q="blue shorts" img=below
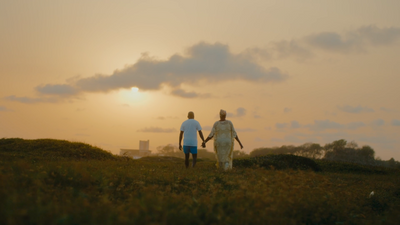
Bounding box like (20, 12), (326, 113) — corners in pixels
(183, 146), (197, 154)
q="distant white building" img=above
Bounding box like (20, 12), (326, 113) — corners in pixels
(139, 140), (149, 151)
(120, 140), (151, 159)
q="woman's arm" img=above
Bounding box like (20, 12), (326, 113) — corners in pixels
(235, 135), (244, 149)
(204, 136), (213, 143)
(203, 135), (213, 147)
(229, 120), (243, 149)
(202, 122), (216, 147)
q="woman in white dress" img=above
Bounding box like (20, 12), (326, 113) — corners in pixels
(203, 110), (244, 170)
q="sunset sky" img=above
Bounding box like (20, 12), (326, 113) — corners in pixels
(1, 0), (399, 160)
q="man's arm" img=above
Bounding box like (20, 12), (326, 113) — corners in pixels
(179, 131), (184, 151)
(203, 123), (215, 147)
(198, 130), (205, 147)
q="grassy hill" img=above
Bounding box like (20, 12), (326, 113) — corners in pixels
(0, 138), (124, 161)
(1, 138), (400, 224)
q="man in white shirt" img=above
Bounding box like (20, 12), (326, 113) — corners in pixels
(179, 111), (205, 168)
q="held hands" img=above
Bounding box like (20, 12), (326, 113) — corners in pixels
(179, 144), (183, 151)
(201, 141), (206, 148)
(240, 143), (244, 149)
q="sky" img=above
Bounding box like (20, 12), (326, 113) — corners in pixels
(1, 0), (400, 160)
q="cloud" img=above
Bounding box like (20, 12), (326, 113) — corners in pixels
(4, 95), (59, 104)
(284, 107), (291, 113)
(271, 40), (314, 59)
(337, 105), (374, 113)
(305, 120), (344, 131)
(305, 25), (400, 53)
(0, 106), (12, 112)
(227, 107), (247, 117)
(34, 42), (287, 99)
(8, 25), (399, 103)
(380, 107), (397, 113)
(346, 122), (366, 130)
(357, 25), (400, 46)
(305, 32), (362, 52)
(243, 40), (313, 61)
(35, 84), (79, 96)
(290, 121), (301, 129)
(235, 128), (257, 132)
(275, 119), (384, 131)
(245, 25), (400, 61)
(137, 127), (177, 133)
(371, 119), (385, 127)
(170, 88), (211, 98)
(253, 113), (262, 119)
(236, 107), (246, 117)
(306, 120), (365, 131)
(275, 123), (288, 129)
(392, 120), (400, 127)
(275, 120), (345, 131)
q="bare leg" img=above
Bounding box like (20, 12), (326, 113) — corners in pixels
(185, 153), (190, 168)
(192, 154), (197, 167)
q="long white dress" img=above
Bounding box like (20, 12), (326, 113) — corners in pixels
(208, 120), (237, 170)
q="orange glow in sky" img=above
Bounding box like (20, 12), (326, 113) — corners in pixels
(1, 1), (400, 160)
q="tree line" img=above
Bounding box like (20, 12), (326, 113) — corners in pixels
(156, 139), (399, 168)
(250, 139), (398, 168)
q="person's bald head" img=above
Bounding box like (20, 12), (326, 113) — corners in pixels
(188, 111), (194, 119)
(220, 109), (226, 120)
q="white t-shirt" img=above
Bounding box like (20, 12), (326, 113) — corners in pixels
(180, 119), (202, 146)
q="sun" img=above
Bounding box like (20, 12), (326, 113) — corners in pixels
(119, 86), (147, 103)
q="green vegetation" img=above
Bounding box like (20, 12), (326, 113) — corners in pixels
(234, 154), (322, 172)
(316, 160), (395, 175)
(250, 139), (400, 169)
(0, 138), (122, 161)
(1, 138), (400, 224)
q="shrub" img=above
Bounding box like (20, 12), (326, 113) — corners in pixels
(234, 154), (322, 172)
(316, 160), (394, 174)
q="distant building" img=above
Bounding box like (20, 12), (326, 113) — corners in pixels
(139, 140), (149, 151)
(120, 140), (151, 159)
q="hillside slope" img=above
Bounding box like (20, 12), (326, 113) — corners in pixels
(0, 138), (122, 161)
